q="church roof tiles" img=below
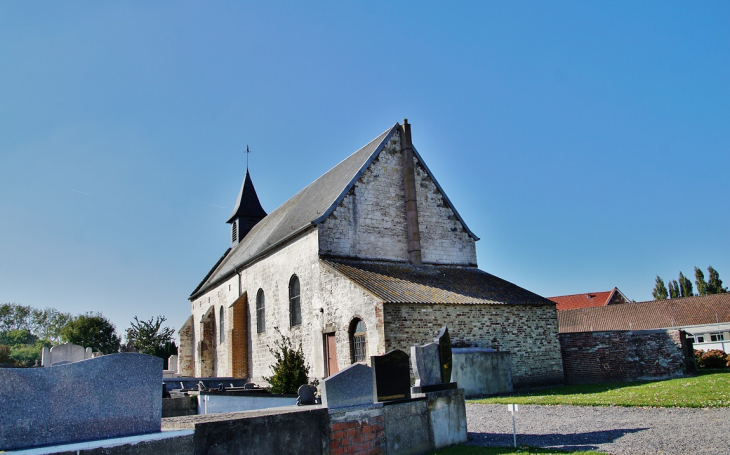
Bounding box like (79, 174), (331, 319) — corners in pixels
(322, 259), (555, 306)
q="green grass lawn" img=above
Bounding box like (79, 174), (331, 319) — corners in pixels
(470, 369), (730, 408)
(429, 446), (604, 455)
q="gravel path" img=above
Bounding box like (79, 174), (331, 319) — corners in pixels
(466, 403), (730, 454)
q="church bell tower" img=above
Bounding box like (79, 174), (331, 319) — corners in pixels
(227, 169), (267, 248)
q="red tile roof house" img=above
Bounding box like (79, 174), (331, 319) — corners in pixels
(558, 293), (730, 352)
(547, 287), (631, 311)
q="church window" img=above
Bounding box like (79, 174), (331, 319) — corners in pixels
(231, 221), (238, 243)
(289, 275), (301, 327)
(256, 289), (265, 333)
(219, 307), (225, 344)
(349, 318), (367, 363)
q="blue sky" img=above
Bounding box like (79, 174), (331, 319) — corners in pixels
(1, 2), (728, 338)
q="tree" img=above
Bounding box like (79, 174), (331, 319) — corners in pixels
(707, 266), (728, 294)
(263, 330), (310, 394)
(678, 272), (694, 298)
(0, 303), (32, 332)
(695, 267), (708, 296)
(61, 312), (121, 354)
(30, 307), (72, 343)
(0, 345), (14, 366)
(125, 316), (176, 358)
(652, 276), (668, 300)
(668, 280), (680, 299)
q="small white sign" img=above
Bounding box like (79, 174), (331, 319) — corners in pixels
(507, 404), (518, 412)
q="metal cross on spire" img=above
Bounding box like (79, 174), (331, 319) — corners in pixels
(246, 145), (251, 170)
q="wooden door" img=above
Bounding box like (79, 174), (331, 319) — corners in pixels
(325, 333), (339, 377)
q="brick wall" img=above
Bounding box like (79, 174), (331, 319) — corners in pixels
(559, 329), (690, 384)
(383, 304), (564, 387)
(328, 406), (385, 455)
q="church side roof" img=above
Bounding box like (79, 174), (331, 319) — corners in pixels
(190, 124), (400, 299)
(321, 259), (555, 306)
(557, 293), (730, 333)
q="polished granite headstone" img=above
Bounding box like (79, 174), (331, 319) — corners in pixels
(436, 326), (453, 383)
(372, 349), (411, 402)
(321, 363), (374, 409)
(0, 353), (162, 452)
(297, 384), (317, 405)
(411, 342), (441, 386)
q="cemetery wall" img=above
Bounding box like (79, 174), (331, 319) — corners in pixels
(559, 329), (691, 384)
(163, 408), (329, 455)
(318, 130), (476, 266)
(383, 304), (564, 387)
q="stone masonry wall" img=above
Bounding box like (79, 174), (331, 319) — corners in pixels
(559, 329), (689, 384)
(318, 130), (476, 266)
(318, 262), (386, 373)
(413, 155), (477, 265)
(383, 304), (564, 387)
(190, 230), (322, 380)
(319, 131), (409, 262)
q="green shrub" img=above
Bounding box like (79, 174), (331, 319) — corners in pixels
(697, 349), (727, 369)
(263, 330), (310, 395)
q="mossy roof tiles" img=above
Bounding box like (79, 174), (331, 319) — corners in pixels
(321, 259), (554, 306)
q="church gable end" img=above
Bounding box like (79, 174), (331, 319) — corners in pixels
(318, 123), (477, 266)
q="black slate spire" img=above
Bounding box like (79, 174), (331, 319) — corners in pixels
(227, 169), (267, 247)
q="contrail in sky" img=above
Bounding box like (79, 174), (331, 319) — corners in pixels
(70, 189), (90, 195)
(205, 203), (227, 209)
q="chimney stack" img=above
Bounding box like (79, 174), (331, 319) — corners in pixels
(401, 119), (422, 266)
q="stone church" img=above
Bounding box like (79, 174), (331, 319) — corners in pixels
(178, 121), (564, 388)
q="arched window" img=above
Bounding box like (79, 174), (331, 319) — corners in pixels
(289, 275), (301, 327)
(256, 289), (265, 333)
(349, 318), (367, 363)
(219, 306), (225, 343)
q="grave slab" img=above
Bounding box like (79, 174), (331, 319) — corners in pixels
(321, 363), (374, 409)
(0, 353), (162, 451)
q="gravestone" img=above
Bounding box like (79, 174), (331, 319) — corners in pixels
(372, 349), (411, 402)
(411, 326), (457, 394)
(0, 353), (162, 451)
(436, 326), (452, 383)
(42, 343), (87, 366)
(297, 384), (317, 405)
(411, 342), (441, 386)
(321, 363), (374, 409)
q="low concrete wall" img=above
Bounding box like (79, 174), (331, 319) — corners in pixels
(48, 430), (194, 455)
(164, 406), (329, 455)
(427, 388), (467, 450)
(559, 329), (691, 384)
(383, 400), (431, 455)
(163, 397), (198, 418)
(197, 392), (297, 414)
(0, 353), (162, 451)
(452, 348), (513, 397)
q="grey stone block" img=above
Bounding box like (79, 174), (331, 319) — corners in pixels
(411, 342), (441, 386)
(321, 363), (373, 409)
(0, 353), (163, 451)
